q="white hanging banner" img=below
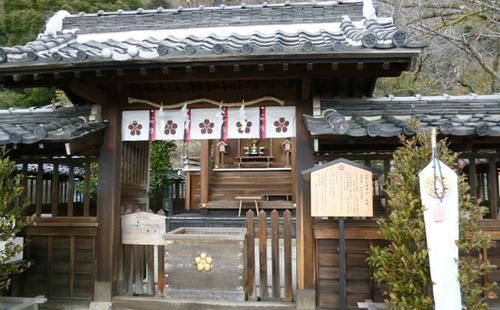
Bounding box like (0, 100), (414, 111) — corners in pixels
(189, 108), (224, 140)
(264, 106), (296, 138)
(418, 134), (461, 310)
(154, 110), (185, 141)
(227, 107), (260, 139)
(122, 111), (150, 141)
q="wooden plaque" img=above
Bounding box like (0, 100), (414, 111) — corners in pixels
(309, 160), (373, 217)
(121, 211), (166, 245)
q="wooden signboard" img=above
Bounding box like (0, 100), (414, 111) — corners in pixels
(305, 159), (374, 217)
(121, 211), (166, 245)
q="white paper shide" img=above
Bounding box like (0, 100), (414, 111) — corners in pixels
(419, 143), (461, 309)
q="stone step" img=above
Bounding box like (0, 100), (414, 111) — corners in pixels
(112, 296), (295, 310)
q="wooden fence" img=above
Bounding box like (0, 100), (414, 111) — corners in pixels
(14, 157), (96, 217)
(118, 209), (295, 303)
(246, 209), (294, 302)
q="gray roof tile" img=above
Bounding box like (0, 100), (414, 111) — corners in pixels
(304, 94), (500, 137)
(0, 104), (106, 145)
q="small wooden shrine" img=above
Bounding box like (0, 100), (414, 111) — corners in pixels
(2, 1), (498, 310)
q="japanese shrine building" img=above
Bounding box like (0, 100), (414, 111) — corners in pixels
(0, 1), (499, 309)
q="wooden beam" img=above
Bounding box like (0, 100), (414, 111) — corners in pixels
(301, 78), (312, 102)
(68, 82), (110, 104)
(64, 130), (105, 156)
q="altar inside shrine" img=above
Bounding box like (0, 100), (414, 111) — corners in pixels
(182, 136), (295, 213)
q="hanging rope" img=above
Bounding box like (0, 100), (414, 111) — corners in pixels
(431, 128), (446, 201)
(128, 96), (285, 109)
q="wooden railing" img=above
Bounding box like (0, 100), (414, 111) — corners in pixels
(246, 209), (294, 302)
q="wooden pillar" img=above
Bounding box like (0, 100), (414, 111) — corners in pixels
(469, 156), (478, 198)
(200, 140), (210, 207)
(294, 90), (316, 308)
(94, 92), (123, 301)
(488, 155), (498, 219)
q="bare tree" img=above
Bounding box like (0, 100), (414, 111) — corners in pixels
(380, 0), (499, 93)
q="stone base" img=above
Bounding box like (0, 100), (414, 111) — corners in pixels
(89, 301), (111, 310)
(112, 296), (294, 310)
(93, 281), (112, 302)
(165, 288), (245, 302)
(295, 289), (316, 310)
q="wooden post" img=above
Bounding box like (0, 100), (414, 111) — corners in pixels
(21, 163), (28, 207)
(146, 245), (155, 295)
(294, 95), (316, 305)
(95, 96), (123, 301)
(271, 210), (280, 300)
(469, 156), (478, 198)
(83, 160), (91, 217)
(284, 210), (293, 302)
(67, 164), (75, 216)
(246, 210), (255, 299)
(488, 157), (498, 219)
(200, 140), (210, 206)
(158, 245), (165, 295)
(51, 163), (59, 216)
(134, 245), (144, 295)
(259, 210), (268, 299)
(69, 236), (75, 298)
(35, 162), (43, 217)
(338, 217), (346, 310)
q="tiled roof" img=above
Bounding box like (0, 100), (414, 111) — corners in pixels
(0, 104), (106, 145)
(0, 1), (424, 66)
(303, 94), (500, 137)
(62, 1), (365, 33)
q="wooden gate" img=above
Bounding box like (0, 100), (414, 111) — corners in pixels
(246, 210), (294, 302)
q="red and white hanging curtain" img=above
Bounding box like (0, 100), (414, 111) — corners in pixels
(122, 111), (150, 141)
(226, 107), (260, 139)
(121, 106), (295, 141)
(263, 106), (296, 138)
(189, 108), (224, 140)
(153, 110), (185, 141)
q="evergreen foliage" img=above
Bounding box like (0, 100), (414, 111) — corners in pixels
(0, 147), (31, 290)
(0, 0), (143, 46)
(0, 0), (143, 107)
(367, 125), (496, 309)
(149, 141), (176, 210)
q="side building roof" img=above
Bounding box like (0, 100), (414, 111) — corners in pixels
(0, 104), (107, 145)
(304, 94), (500, 137)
